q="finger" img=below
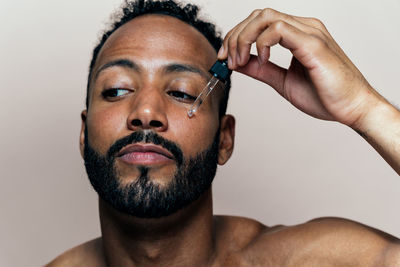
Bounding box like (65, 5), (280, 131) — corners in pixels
(291, 15), (351, 64)
(255, 20), (293, 65)
(256, 45), (270, 66)
(254, 20), (334, 71)
(218, 9), (262, 63)
(218, 28), (235, 60)
(236, 54), (287, 96)
(235, 8), (318, 67)
(291, 16), (330, 36)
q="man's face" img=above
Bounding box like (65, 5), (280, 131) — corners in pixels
(80, 15), (234, 217)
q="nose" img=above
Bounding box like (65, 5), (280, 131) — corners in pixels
(126, 88), (168, 132)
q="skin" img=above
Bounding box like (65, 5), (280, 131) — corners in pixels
(47, 10), (400, 267)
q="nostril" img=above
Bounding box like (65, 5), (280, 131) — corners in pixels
(131, 119), (142, 127)
(149, 120), (163, 128)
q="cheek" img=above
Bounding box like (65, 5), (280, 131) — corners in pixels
(168, 110), (219, 158)
(86, 107), (127, 154)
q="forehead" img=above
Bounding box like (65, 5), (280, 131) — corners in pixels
(94, 14), (217, 72)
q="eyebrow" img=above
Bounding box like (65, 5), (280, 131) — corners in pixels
(164, 63), (210, 81)
(94, 59), (140, 80)
(94, 58), (210, 81)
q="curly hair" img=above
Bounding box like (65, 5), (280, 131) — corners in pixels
(86, 0), (231, 117)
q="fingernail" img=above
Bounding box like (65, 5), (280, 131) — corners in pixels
(228, 56), (233, 68)
(217, 46), (224, 58)
(236, 53), (241, 66)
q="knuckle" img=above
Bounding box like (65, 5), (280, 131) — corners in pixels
(271, 20), (286, 31)
(310, 27), (325, 39)
(251, 9), (262, 17)
(261, 8), (276, 18)
(311, 17), (324, 26)
(309, 17), (326, 30)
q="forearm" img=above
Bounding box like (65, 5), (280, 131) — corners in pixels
(353, 97), (400, 175)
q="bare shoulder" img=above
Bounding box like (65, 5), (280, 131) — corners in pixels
(245, 217), (400, 266)
(299, 217), (400, 264)
(44, 238), (105, 267)
(214, 215), (268, 246)
(214, 215), (282, 264)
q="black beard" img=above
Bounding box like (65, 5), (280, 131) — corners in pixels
(83, 128), (219, 218)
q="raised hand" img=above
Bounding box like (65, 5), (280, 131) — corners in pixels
(218, 8), (385, 129)
(218, 8), (400, 174)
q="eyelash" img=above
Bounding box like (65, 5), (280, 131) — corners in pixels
(167, 90), (196, 103)
(101, 88), (131, 100)
(101, 88), (197, 103)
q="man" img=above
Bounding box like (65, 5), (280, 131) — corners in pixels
(47, 0), (400, 265)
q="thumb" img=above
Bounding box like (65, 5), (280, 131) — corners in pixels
(235, 55), (287, 96)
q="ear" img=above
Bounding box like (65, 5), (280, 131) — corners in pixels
(218, 114), (235, 165)
(79, 110), (87, 158)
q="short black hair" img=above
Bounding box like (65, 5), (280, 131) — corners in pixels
(86, 0), (231, 117)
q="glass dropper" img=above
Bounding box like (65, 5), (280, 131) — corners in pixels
(187, 60), (231, 118)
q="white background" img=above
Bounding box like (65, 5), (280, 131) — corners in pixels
(1, 0), (399, 266)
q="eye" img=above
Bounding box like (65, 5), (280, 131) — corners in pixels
(101, 88), (131, 100)
(168, 90), (196, 103)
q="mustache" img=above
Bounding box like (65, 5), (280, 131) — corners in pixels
(106, 130), (184, 166)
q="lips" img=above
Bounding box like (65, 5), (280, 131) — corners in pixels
(117, 144), (174, 165)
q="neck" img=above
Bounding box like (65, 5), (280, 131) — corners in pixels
(99, 189), (215, 267)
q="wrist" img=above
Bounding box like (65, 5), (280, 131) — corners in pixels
(351, 94), (399, 137)
(349, 89), (400, 174)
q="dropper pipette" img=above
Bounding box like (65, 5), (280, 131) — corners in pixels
(187, 60), (231, 117)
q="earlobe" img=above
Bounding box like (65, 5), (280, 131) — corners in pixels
(79, 110), (87, 158)
(218, 115), (235, 165)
